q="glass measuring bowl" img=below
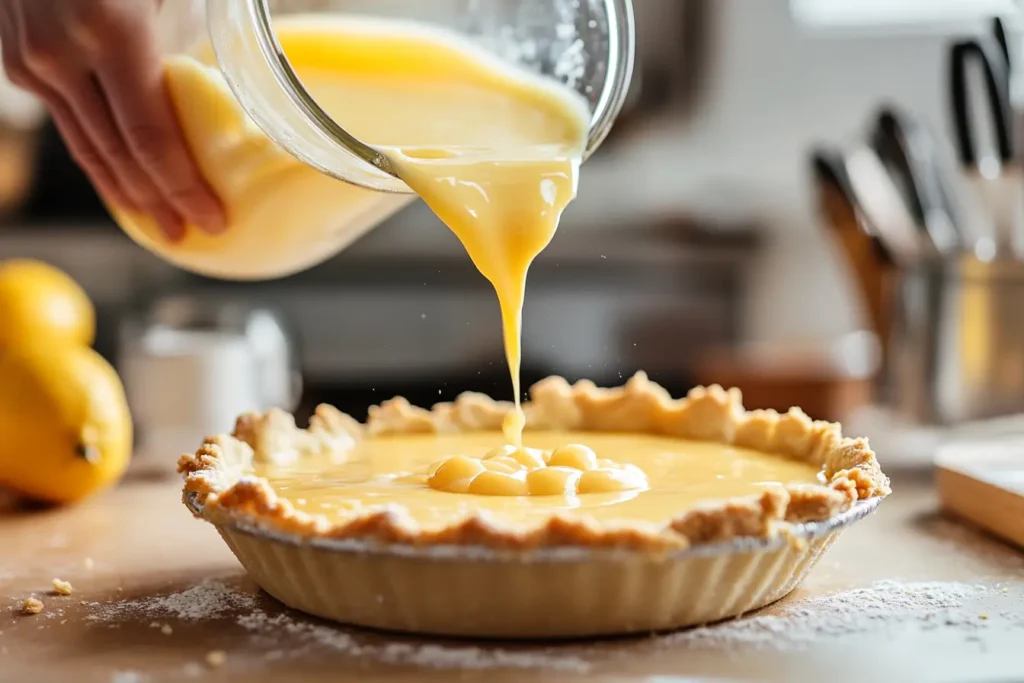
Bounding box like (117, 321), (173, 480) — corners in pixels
(127, 0), (636, 280)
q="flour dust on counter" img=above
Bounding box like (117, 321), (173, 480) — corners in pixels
(654, 580), (1023, 652)
(73, 574), (1024, 676)
(84, 579), (257, 623)
(81, 579), (592, 674)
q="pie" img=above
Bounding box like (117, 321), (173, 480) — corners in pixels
(178, 372), (889, 638)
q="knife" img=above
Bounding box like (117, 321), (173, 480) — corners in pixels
(870, 104), (961, 256)
(810, 146), (898, 359)
(949, 32), (1024, 257)
(842, 143), (924, 268)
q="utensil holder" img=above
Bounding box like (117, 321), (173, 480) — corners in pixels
(887, 256), (1024, 425)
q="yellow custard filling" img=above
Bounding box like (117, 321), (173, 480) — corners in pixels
(256, 432), (822, 530)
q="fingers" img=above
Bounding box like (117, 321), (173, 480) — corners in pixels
(51, 102), (187, 241)
(0, 4), (31, 90)
(1, 30), (149, 227)
(0, 0), (225, 241)
(45, 93), (140, 214)
(50, 74), (189, 240)
(95, 37), (226, 235)
(24, 56), (190, 241)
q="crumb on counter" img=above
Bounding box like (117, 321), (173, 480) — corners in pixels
(206, 650), (227, 667)
(51, 578), (73, 596)
(22, 597), (44, 615)
(161, 624), (173, 635)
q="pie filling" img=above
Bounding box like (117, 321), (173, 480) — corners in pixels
(256, 432), (822, 530)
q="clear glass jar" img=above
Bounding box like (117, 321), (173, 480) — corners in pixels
(125, 0), (636, 280)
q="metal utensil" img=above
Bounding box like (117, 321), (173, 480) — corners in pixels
(870, 104), (962, 255)
(811, 146), (897, 362)
(842, 144), (924, 267)
(949, 33), (1024, 256)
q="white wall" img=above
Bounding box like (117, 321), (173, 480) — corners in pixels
(569, 0), (957, 346)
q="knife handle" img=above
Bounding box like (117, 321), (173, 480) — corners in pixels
(949, 38), (1014, 167)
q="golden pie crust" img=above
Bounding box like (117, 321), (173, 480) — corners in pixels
(178, 372), (889, 551)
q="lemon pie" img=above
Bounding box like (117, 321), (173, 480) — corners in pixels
(179, 372), (889, 638)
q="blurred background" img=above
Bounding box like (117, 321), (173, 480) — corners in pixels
(4, 0), (1024, 463)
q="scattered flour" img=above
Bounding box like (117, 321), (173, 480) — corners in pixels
(8, 600), (63, 620)
(82, 578), (1022, 672)
(663, 580), (1006, 651)
(86, 580), (256, 622)
(86, 580), (590, 673)
(235, 611), (591, 673)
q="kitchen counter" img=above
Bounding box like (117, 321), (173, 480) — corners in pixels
(2, 470), (1023, 683)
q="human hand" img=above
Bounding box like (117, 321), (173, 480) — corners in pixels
(0, 0), (225, 240)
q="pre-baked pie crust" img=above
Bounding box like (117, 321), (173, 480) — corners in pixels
(180, 372), (888, 549)
(178, 372), (890, 638)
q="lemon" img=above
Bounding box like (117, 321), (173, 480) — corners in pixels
(0, 259), (95, 352)
(0, 344), (133, 504)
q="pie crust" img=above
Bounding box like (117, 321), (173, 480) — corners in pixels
(179, 372), (889, 550)
(178, 372), (889, 638)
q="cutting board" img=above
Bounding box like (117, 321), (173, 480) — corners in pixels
(936, 440), (1024, 551)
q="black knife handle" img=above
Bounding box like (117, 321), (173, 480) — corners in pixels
(949, 38), (1014, 166)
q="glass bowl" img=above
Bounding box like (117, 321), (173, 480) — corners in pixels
(201, 0), (636, 192)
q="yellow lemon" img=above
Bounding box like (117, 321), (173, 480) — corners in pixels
(0, 344), (133, 504)
(0, 259), (95, 352)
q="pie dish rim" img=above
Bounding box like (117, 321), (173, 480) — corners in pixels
(177, 372), (891, 551)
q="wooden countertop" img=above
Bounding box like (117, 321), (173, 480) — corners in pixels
(2, 469), (1023, 683)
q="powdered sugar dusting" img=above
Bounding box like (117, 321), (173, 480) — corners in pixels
(662, 580), (1012, 651)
